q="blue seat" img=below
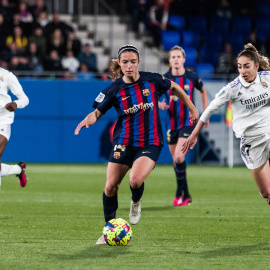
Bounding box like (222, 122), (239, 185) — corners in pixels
(210, 16), (230, 34)
(224, 33), (244, 56)
(232, 16), (252, 36)
(200, 48), (219, 68)
(256, 1), (270, 17)
(162, 30), (181, 51)
(181, 31), (200, 48)
(188, 16), (208, 34)
(184, 47), (197, 66)
(203, 33), (223, 51)
(255, 17), (270, 42)
(169, 15), (186, 30)
(196, 63), (214, 79)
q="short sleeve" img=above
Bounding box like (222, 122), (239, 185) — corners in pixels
(156, 73), (171, 93)
(93, 85), (115, 115)
(194, 74), (203, 91)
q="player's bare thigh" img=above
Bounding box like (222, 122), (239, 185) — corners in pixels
(251, 160), (270, 198)
(129, 156), (156, 188)
(105, 162), (130, 196)
(171, 137), (186, 163)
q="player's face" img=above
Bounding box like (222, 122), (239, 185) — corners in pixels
(169, 50), (185, 69)
(118, 51), (140, 78)
(237, 56), (259, 83)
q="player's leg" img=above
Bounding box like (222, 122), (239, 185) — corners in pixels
(251, 160), (270, 204)
(128, 155), (156, 224)
(0, 134), (8, 188)
(174, 137), (192, 206)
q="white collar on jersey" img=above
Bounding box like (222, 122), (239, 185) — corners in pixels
(239, 72), (260, 87)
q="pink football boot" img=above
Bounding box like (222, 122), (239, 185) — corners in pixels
(16, 162), (27, 187)
(173, 196), (183, 206)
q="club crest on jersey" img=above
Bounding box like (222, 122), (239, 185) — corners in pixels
(113, 151), (121, 159)
(184, 85), (189, 91)
(262, 81), (268, 88)
(142, 88), (150, 96)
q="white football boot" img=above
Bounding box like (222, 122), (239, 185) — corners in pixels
(129, 199), (141, 225)
(96, 235), (106, 245)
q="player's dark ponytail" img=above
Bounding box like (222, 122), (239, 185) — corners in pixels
(238, 43), (270, 70)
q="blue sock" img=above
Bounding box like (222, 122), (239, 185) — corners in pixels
(103, 192), (118, 222)
(130, 182), (144, 202)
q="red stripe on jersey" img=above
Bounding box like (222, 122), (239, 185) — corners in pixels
(179, 77), (184, 128)
(149, 82), (159, 146)
(134, 83), (145, 147)
(169, 89), (175, 130)
(189, 80), (194, 126)
(120, 88), (130, 145)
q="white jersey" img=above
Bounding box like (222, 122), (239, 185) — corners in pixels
(0, 68), (29, 124)
(200, 71), (270, 138)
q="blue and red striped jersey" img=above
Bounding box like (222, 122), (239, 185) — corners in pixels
(93, 71), (171, 147)
(163, 69), (203, 130)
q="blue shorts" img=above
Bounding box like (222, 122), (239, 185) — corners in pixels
(167, 126), (195, 145)
(109, 144), (162, 167)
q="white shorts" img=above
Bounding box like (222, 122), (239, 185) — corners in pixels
(0, 124), (11, 141)
(240, 133), (270, 170)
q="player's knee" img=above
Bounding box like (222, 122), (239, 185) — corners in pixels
(259, 189), (270, 199)
(129, 176), (142, 189)
(104, 183), (119, 197)
(174, 156), (184, 164)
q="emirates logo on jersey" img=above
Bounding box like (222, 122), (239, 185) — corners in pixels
(262, 81), (268, 88)
(142, 88), (150, 96)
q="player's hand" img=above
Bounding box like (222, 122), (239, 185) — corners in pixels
(158, 99), (169, 110)
(181, 134), (198, 154)
(189, 107), (199, 124)
(5, 102), (17, 112)
(74, 116), (90, 135)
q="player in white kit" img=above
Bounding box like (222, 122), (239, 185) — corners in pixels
(0, 67), (29, 188)
(182, 43), (270, 205)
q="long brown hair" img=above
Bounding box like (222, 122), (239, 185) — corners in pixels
(237, 43), (270, 70)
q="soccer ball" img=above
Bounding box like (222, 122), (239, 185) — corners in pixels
(103, 218), (132, 246)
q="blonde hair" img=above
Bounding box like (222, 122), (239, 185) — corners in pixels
(168, 45), (186, 70)
(238, 43), (270, 70)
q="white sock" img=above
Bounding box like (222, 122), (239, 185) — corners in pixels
(1, 163), (21, 176)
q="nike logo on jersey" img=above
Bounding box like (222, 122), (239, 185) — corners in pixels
(122, 96), (130, 101)
(142, 151), (151, 154)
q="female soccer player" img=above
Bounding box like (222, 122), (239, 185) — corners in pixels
(182, 43), (270, 206)
(159, 46), (209, 206)
(74, 44), (199, 244)
(0, 68), (29, 188)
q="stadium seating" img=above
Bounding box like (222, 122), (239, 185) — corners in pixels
(210, 16), (230, 35)
(203, 33), (223, 52)
(255, 17), (270, 42)
(224, 33), (244, 56)
(196, 63), (214, 79)
(162, 30), (181, 51)
(184, 47), (197, 66)
(187, 15), (208, 34)
(256, 1), (270, 17)
(168, 15), (186, 30)
(200, 47), (219, 68)
(232, 16), (252, 37)
(181, 31), (200, 49)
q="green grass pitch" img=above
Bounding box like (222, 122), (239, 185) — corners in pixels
(0, 164), (270, 270)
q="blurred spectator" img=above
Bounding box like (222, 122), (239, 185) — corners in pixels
(61, 49), (80, 73)
(61, 68), (74, 80)
(216, 42), (237, 74)
(32, 10), (49, 30)
(101, 59), (114, 80)
(2, 41), (19, 62)
(77, 62), (95, 80)
(247, 31), (264, 54)
(0, 0), (13, 20)
(149, 0), (170, 47)
(8, 55), (29, 71)
(78, 43), (97, 72)
(26, 41), (43, 72)
(66, 31), (81, 57)
(0, 13), (8, 50)
(18, 1), (33, 23)
(47, 28), (66, 56)
(6, 12), (28, 36)
(43, 49), (63, 71)
(28, 26), (46, 56)
(216, 0), (232, 18)
(6, 26), (28, 53)
(44, 12), (73, 40)
(30, 0), (47, 20)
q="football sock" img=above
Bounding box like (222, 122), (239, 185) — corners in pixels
(175, 161), (188, 198)
(103, 192), (118, 222)
(130, 182), (144, 202)
(0, 163), (21, 176)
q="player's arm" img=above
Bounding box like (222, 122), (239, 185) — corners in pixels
(170, 81), (199, 124)
(74, 109), (103, 135)
(200, 86), (209, 128)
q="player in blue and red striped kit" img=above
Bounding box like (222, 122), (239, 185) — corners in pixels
(159, 46), (209, 206)
(75, 45), (199, 244)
